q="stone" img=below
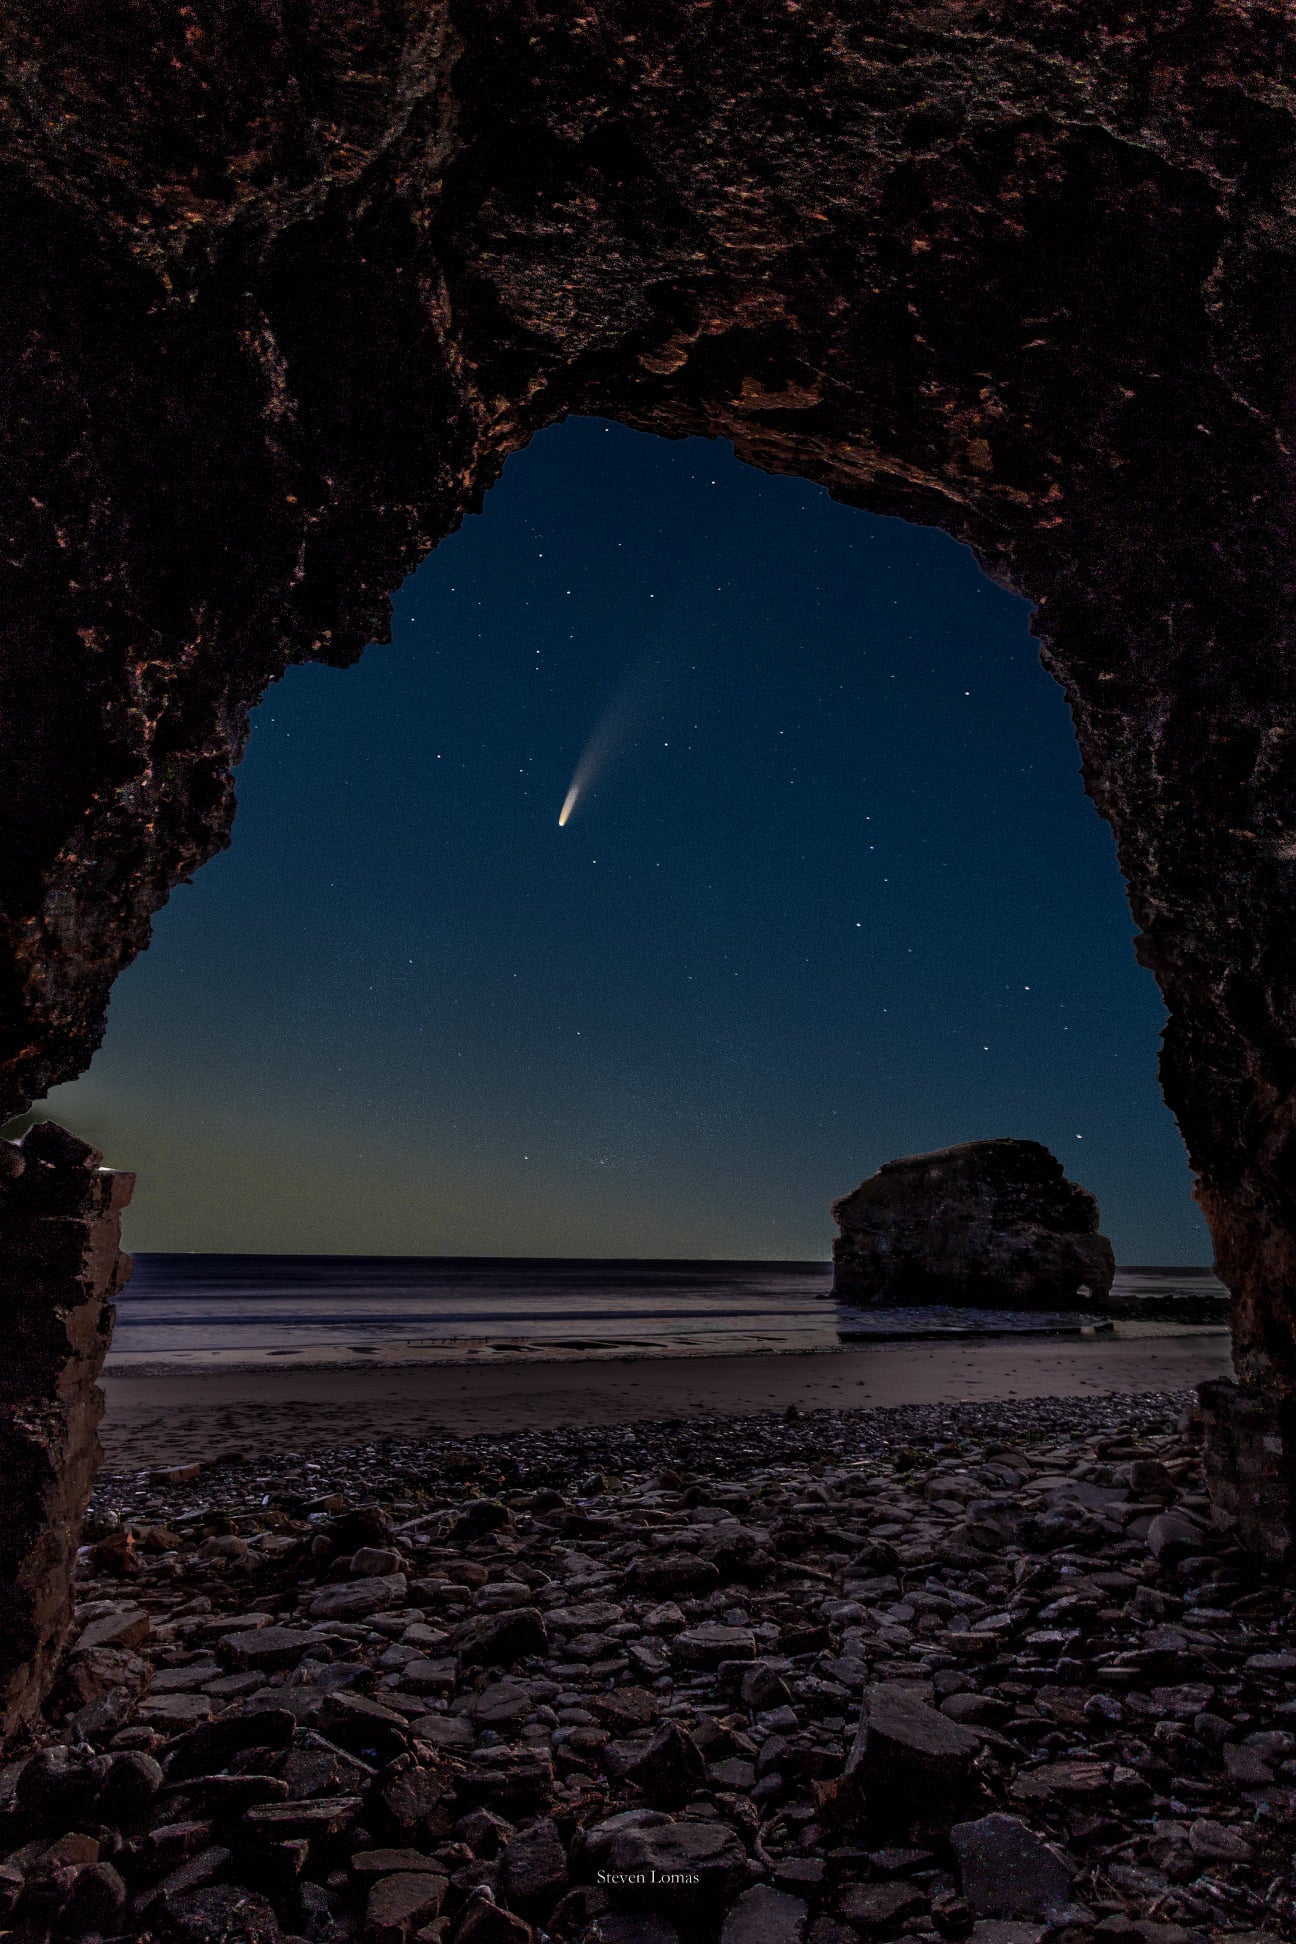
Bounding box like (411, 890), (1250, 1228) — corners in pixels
(74, 1604), (151, 1653)
(1223, 1742), (1275, 1788)
(97, 1748), (165, 1822)
(1009, 1761), (1106, 1805)
(968, 1928), (1044, 1944)
(1187, 1819), (1254, 1864)
(312, 1690), (411, 1751)
(624, 1722), (707, 1806)
(594, 1918), (680, 1944)
(632, 1554), (722, 1598)
(605, 1819), (748, 1901)
(63, 1860), (128, 1934)
(949, 1815), (1075, 1920)
(941, 1695), (1007, 1728)
(139, 1692), (217, 1726)
(841, 1682), (984, 1837)
(837, 1882), (927, 1933)
(352, 1850), (447, 1877)
(164, 1706), (297, 1781)
(591, 1687), (660, 1733)
(216, 1625), (316, 1670)
(456, 1608), (550, 1668)
(673, 1624), (756, 1669)
(457, 1747), (554, 1817)
(245, 1795), (363, 1840)
(412, 1712), (474, 1748)
(365, 1871), (447, 1943)
(353, 1546), (407, 1575)
(1127, 1459), (1174, 1496)
(721, 1885), (808, 1944)
(1145, 1512), (1205, 1565)
(372, 1753), (459, 1835)
(0, 1125), (134, 1738)
(1244, 1651), (1296, 1676)
(454, 1895), (534, 1944)
(742, 1665), (793, 1714)
(159, 1884), (282, 1940)
(500, 1816), (568, 1912)
(308, 1575), (409, 1621)
(468, 1681), (532, 1727)
(831, 1140), (1114, 1307)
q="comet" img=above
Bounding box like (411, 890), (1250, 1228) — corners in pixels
(556, 654), (656, 828)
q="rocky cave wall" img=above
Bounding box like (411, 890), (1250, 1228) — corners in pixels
(0, 1124), (133, 1739)
(5, 1), (1296, 1537)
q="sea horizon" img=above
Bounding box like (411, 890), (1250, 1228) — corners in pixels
(105, 1252), (1229, 1373)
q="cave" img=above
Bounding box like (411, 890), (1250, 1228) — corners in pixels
(4, 0), (1296, 1579)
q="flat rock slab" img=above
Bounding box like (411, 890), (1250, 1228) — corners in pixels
(673, 1624), (756, 1668)
(307, 1574), (407, 1621)
(75, 1607), (151, 1654)
(720, 1885), (808, 1944)
(837, 1882), (927, 1933)
(606, 1818), (748, 1900)
(950, 1814), (1075, 1919)
(137, 1694), (216, 1727)
(365, 1870), (447, 1943)
(216, 1625), (315, 1671)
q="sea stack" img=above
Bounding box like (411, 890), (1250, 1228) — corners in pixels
(832, 1138), (1115, 1309)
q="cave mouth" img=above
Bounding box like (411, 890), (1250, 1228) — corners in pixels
(30, 418), (1206, 1270)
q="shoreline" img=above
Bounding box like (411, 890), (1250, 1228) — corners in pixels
(100, 1318), (1228, 1381)
(99, 1329), (1233, 1468)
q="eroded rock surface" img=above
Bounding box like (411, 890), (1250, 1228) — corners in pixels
(831, 1141), (1115, 1310)
(6, 9), (1296, 1518)
(0, 1123), (133, 1741)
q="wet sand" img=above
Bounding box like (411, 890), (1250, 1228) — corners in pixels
(98, 1329), (1233, 1468)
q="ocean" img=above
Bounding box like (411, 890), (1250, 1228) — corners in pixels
(105, 1255), (1229, 1370)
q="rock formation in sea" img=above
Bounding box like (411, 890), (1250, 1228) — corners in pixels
(831, 1139), (1116, 1310)
(1, 6), (1295, 1542)
(0, 1124), (133, 1741)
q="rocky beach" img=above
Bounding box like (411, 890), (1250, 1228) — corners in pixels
(4, 1390), (1293, 1944)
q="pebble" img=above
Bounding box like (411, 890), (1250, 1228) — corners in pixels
(1, 1389), (1290, 1944)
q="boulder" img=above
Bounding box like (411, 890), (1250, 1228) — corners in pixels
(831, 1139), (1115, 1308)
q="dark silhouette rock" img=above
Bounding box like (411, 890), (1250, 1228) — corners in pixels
(4, 5), (1296, 1539)
(0, 1123), (133, 1742)
(831, 1140), (1115, 1308)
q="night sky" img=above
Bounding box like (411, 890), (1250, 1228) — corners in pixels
(39, 418), (1209, 1263)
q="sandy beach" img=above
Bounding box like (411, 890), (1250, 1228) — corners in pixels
(98, 1328), (1232, 1467)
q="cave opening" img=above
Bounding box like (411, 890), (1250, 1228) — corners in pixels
(27, 419), (1207, 1270)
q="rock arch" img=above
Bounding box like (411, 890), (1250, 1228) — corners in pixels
(4, 1), (1296, 1538)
